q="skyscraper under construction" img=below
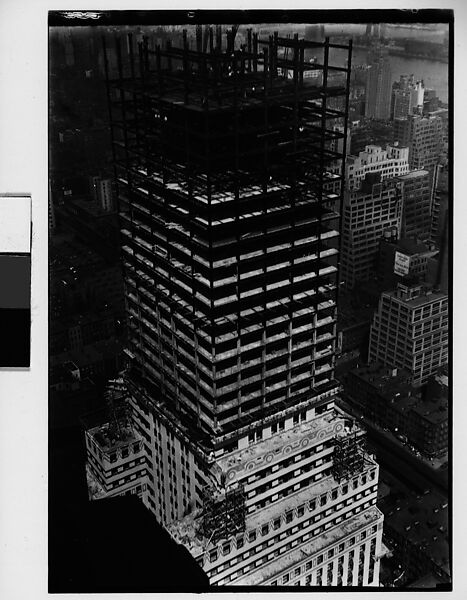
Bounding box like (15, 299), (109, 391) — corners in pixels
(85, 25), (385, 586)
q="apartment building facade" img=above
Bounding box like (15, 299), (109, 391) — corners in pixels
(394, 114), (444, 171)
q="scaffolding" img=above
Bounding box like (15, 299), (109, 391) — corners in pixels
(199, 482), (246, 545)
(105, 26), (352, 438)
(331, 430), (366, 482)
(105, 377), (131, 440)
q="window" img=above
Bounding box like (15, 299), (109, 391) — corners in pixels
(222, 542), (231, 555)
(248, 531), (256, 543)
(282, 574), (290, 584)
(209, 549), (217, 562)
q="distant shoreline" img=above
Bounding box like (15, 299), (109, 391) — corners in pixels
(351, 43), (448, 64)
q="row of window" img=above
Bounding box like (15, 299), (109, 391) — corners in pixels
(215, 526), (379, 585)
(208, 480), (378, 567)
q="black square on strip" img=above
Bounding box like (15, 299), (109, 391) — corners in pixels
(0, 307), (30, 367)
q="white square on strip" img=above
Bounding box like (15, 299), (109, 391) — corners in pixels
(0, 196), (31, 253)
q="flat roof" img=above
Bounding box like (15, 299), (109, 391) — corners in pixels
(350, 363), (412, 396)
(384, 287), (448, 308)
(88, 423), (139, 453)
(395, 237), (432, 256)
(411, 398), (448, 425)
(383, 491), (449, 574)
(398, 169), (429, 180)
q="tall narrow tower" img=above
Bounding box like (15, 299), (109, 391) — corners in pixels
(86, 27), (385, 587)
(365, 45), (392, 120)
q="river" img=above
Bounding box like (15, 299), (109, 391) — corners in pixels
(351, 47), (449, 104)
(295, 23), (450, 103)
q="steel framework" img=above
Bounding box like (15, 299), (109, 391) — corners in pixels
(104, 26), (352, 445)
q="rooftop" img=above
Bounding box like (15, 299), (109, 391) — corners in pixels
(385, 284), (447, 308)
(382, 491), (449, 575)
(398, 169), (430, 180)
(87, 422), (138, 453)
(349, 363), (448, 425)
(393, 237), (433, 257)
(411, 397), (448, 425)
(350, 363), (412, 398)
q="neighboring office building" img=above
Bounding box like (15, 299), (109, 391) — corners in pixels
(394, 114), (444, 171)
(423, 89), (441, 115)
(49, 180), (57, 232)
(90, 175), (116, 212)
(398, 169), (433, 241)
(431, 162), (449, 247)
(335, 302), (374, 377)
(365, 46), (392, 120)
(377, 236), (437, 291)
(84, 32), (385, 587)
(50, 236), (125, 320)
(66, 311), (120, 352)
(379, 489), (450, 587)
(368, 283), (448, 386)
(51, 338), (124, 385)
(57, 196), (120, 259)
(390, 75), (424, 121)
(341, 173), (402, 289)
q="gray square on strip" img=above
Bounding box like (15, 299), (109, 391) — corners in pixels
(0, 196), (31, 253)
